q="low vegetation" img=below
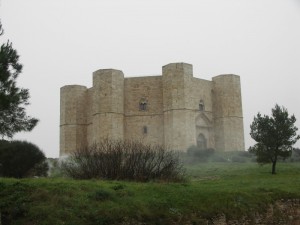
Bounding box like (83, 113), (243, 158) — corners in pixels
(183, 147), (255, 164)
(1, 162), (300, 225)
(61, 139), (184, 182)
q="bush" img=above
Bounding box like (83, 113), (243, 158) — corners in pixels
(211, 155), (227, 162)
(186, 145), (215, 163)
(0, 140), (48, 178)
(62, 139), (185, 182)
(289, 148), (300, 162)
(231, 155), (247, 163)
(237, 151), (253, 158)
(187, 146), (215, 158)
(27, 161), (49, 177)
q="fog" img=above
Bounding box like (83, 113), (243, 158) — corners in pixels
(1, 0), (300, 157)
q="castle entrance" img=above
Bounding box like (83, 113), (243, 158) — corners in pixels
(197, 134), (207, 150)
(195, 113), (212, 150)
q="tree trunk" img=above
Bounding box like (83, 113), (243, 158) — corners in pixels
(272, 160), (277, 174)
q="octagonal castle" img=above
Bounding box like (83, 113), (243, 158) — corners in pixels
(60, 62), (245, 156)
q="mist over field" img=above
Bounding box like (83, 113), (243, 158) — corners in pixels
(1, 0), (299, 157)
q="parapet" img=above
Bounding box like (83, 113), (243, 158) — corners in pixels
(212, 74), (240, 82)
(60, 85), (87, 92)
(93, 69), (124, 87)
(162, 62), (193, 77)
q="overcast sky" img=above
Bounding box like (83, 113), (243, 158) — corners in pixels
(1, 0), (300, 157)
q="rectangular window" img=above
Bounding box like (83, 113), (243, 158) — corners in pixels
(143, 126), (148, 134)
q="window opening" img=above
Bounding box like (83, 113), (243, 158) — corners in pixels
(143, 126), (148, 134)
(199, 100), (205, 111)
(139, 98), (147, 111)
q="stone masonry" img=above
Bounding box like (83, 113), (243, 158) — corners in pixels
(60, 62), (245, 156)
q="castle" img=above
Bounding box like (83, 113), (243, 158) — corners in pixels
(60, 62), (245, 156)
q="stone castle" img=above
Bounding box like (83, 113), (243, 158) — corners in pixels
(60, 62), (245, 156)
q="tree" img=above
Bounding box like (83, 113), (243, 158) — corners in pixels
(0, 21), (38, 138)
(0, 140), (48, 178)
(249, 104), (300, 174)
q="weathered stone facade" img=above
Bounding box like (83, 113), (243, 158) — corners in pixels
(60, 62), (245, 156)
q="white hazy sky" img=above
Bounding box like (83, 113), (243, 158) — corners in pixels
(1, 0), (300, 158)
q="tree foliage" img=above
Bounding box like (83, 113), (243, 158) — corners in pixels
(0, 140), (48, 178)
(249, 104), (300, 174)
(0, 21), (38, 138)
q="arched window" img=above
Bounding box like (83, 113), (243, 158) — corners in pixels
(139, 98), (147, 111)
(197, 133), (207, 150)
(199, 100), (205, 111)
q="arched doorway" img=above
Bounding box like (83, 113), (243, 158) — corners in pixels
(197, 133), (207, 150)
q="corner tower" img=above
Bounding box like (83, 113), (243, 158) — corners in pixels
(60, 85), (87, 155)
(162, 63), (194, 150)
(92, 69), (124, 143)
(212, 75), (245, 151)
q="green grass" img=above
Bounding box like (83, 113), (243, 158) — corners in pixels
(1, 162), (300, 225)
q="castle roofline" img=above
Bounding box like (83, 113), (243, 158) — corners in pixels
(162, 62), (192, 68)
(212, 74), (240, 79)
(60, 85), (87, 90)
(125, 75), (161, 79)
(93, 68), (123, 74)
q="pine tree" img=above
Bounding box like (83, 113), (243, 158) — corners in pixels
(249, 104), (300, 174)
(0, 21), (38, 138)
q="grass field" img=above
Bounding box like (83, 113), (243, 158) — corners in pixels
(1, 162), (300, 225)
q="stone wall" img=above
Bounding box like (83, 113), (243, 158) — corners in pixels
(190, 77), (214, 149)
(60, 62), (245, 156)
(124, 76), (164, 145)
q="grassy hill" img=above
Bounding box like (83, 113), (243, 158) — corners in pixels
(1, 162), (300, 225)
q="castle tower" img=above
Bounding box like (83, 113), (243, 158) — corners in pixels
(162, 63), (194, 150)
(212, 75), (245, 151)
(60, 85), (87, 155)
(92, 69), (124, 143)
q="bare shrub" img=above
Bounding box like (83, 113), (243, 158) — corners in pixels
(61, 139), (185, 182)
